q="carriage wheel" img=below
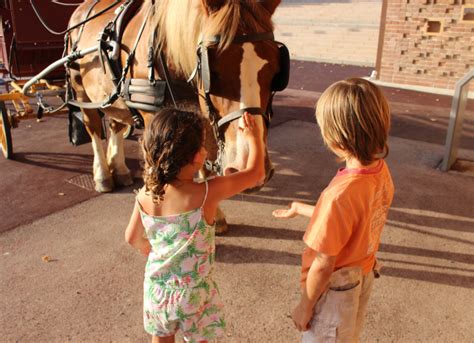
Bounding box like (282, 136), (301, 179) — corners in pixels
(123, 124), (134, 139)
(0, 101), (13, 159)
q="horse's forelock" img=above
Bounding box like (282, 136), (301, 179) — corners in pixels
(154, 0), (274, 77)
(205, 2), (274, 51)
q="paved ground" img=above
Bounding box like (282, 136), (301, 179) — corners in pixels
(1, 1), (474, 341)
(1, 59), (473, 342)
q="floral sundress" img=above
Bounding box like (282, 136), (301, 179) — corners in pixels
(137, 180), (226, 342)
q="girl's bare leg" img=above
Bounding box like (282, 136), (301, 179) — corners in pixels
(152, 334), (209, 343)
(153, 334), (175, 343)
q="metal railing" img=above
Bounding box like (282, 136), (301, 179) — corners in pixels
(440, 69), (473, 172)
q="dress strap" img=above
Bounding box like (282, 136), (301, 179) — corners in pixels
(135, 196), (145, 214)
(134, 188), (147, 214)
(200, 179), (209, 208)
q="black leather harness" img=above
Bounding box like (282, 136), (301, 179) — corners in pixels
(66, 0), (167, 129)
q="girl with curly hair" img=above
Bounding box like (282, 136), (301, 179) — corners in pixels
(125, 108), (264, 343)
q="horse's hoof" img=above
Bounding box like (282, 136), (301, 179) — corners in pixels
(113, 172), (134, 187)
(94, 178), (114, 193)
(215, 218), (228, 235)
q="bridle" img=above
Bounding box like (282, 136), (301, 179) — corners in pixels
(188, 32), (286, 175)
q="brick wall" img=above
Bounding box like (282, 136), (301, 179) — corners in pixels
(378, 0), (474, 91)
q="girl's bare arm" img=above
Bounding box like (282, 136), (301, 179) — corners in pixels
(125, 202), (151, 256)
(207, 113), (265, 203)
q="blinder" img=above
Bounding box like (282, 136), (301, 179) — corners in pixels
(272, 42), (290, 92)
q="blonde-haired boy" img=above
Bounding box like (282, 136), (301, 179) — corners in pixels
(273, 78), (394, 342)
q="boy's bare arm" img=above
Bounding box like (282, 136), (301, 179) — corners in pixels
(292, 252), (336, 331)
(293, 202), (315, 217)
(272, 201), (315, 219)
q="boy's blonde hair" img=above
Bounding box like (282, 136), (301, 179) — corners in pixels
(315, 78), (391, 165)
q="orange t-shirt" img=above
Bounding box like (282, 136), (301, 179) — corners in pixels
(301, 160), (394, 287)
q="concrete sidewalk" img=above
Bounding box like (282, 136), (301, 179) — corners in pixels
(1, 82), (473, 341)
(274, 1), (382, 66)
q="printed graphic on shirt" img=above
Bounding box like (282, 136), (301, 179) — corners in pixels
(367, 178), (391, 254)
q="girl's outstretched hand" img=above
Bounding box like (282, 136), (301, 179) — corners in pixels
(239, 112), (261, 142)
(272, 202), (298, 219)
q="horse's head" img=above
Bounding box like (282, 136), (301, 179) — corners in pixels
(156, 0), (288, 191)
(196, 0), (288, 191)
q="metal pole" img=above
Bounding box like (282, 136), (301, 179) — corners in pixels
(440, 69), (473, 171)
(21, 46), (99, 97)
(374, 0), (388, 80)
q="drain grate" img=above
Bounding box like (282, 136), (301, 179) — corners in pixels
(67, 173), (96, 191)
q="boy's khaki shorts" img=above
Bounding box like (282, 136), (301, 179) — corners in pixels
(302, 266), (375, 343)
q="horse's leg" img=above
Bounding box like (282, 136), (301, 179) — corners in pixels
(82, 108), (115, 193)
(107, 119), (133, 187)
(215, 207), (228, 234)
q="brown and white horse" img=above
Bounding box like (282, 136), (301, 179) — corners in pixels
(68, 0), (284, 230)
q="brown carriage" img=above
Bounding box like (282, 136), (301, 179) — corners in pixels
(0, 0), (79, 158)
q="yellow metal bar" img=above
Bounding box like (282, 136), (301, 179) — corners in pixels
(39, 79), (62, 91)
(0, 92), (27, 101)
(9, 81), (24, 92)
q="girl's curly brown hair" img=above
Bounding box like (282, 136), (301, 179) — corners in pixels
(141, 108), (205, 203)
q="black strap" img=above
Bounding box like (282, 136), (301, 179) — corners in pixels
(203, 32), (275, 44)
(217, 107), (265, 128)
(158, 49), (177, 108)
(70, 0), (100, 52)
(67, 0), (122, 34)
(33, 0), (121, 36)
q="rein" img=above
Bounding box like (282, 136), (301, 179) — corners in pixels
(29, 0), (121, 36)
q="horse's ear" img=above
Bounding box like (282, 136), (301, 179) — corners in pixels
(200, 0), (225, 15)
(260, 0), (281, 15)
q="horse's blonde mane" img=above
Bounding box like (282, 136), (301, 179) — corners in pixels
(155, 0), (274, 77)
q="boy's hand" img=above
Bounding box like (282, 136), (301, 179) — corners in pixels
(292, 301), (313, 331)
(272, 202), (298, 219)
